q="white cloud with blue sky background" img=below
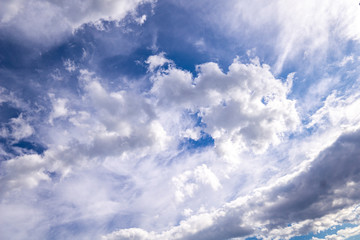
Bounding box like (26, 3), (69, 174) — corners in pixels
(1, 0), (360, 239)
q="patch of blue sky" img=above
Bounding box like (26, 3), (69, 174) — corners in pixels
(0, 102), (21, 122)
(245, 237), (262, 240)
(63, 22), (155, 91)
(98, 46), (152, 80)
(178, 131), (214, 151)
(177, 111), (214, 150)
(188, 111), (207, 128)
(0, 138), (17, 160)
(282, 38), (360, 105)
(0, 137), (46, 161)
(244, 223), (360, 240)
(286, 55), (360, 137)
(0, 33), (38, 70)
(43, 170), (58, 181)
(12, 140), (46, 155)
(144, 0), (270, 74)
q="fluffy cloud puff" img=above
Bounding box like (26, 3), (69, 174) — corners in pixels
(150, 55), (299, 154)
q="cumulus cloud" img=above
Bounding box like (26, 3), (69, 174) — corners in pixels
(150, 54), (299, 154)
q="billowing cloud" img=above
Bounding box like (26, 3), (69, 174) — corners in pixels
(150, 55), (299, 154)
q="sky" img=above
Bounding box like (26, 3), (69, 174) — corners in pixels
(1, 0), (360, 240)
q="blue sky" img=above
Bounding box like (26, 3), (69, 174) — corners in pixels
(1, 0), (360, 239)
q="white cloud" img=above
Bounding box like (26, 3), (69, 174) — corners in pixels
(48, 94), (70, 124)
(135, 14), (147, 25)
(0, 54), (301, 238)
(193, 164), (221, 191)
(63, 59), (76, 72)
(173, 164), (221, 203)
(0, 154), (49, 194)
(312, 225), (360, 240)
(103, 228), (155, 240)
(150, 54), (299, 154)
(0, 68), (170, 195)
(0, 202), (46, 240)
(0, 86), (26, 109)
(0, 0), (155, 44)
(0, 114), (34, 142)
(1, 50), (360, 240)
(146, 52), (174, 72)
(1, 1), (360, 239)
(338, 55), (354, 67)
(102, 211), (227, 240)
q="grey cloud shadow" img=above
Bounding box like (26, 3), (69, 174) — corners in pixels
(260, 130), (360, 230)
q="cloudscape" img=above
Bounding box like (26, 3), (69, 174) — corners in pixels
(1, 1), (360, 239)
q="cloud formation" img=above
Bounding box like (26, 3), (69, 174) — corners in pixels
(103, 129), (360, 240)
(1, 1), (360, 239)
(150, 55), (299, 154)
